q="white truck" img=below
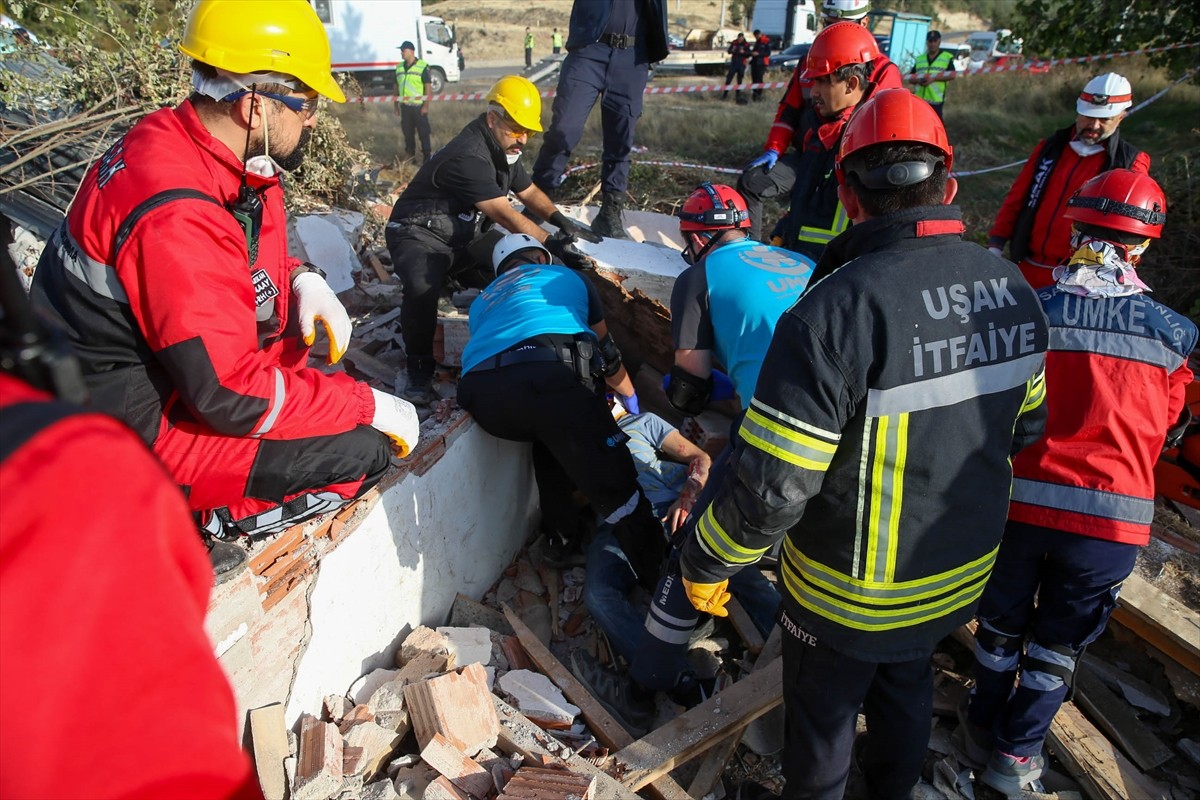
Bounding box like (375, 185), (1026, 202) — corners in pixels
(749, 0), (820, 50)
(310, 0), (462, 96)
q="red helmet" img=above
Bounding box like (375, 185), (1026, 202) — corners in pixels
(678, 183), (752, 232)
(836, 88), (953, 186)
(800, 21), (881, 80)
(1065, 169), (1166, 239)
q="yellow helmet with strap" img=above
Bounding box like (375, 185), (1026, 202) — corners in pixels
(485, 75), (543, 132)
(180, 0), (345, 103)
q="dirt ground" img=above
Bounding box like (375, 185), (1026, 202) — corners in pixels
(1142, 503), (1200, 610)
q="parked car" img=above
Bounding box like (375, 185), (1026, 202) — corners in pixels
(769, 42), (810, 71)
(668, 33), (685, 50)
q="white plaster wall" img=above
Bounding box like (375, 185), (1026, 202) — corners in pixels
(285, 423), (537, 725)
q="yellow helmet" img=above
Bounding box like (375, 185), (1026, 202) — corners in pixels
(485, 75), (543, 132)
(180, 0), (346, 103)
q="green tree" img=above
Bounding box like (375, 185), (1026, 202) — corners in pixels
(1013, 0), (1200, 74)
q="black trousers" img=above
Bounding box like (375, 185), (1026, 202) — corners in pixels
(750, 62), (766, 100)
(457, 360), (643, 537)
(400, 104), (431, 160)
(780, 610), (932, 800)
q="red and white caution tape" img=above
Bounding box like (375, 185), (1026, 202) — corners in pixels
(348, 41), (1198, 104)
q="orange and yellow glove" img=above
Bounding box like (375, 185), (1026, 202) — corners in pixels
(682, 577), (732, 617)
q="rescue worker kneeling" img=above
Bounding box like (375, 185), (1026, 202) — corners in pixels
(386, 75), (601, 407)
(456, 234), (666, 591)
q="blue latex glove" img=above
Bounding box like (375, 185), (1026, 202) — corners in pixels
(745, 150), (779, 172)
(710, 370), (735, 401)
(621, 392), (640, 416)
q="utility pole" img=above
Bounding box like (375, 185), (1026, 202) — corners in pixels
(720, 0), (727, 29)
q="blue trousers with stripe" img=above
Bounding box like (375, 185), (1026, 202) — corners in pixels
(967, 521), (1138, 757)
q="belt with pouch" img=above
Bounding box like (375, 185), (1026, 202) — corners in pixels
(600, 33), (636, 49)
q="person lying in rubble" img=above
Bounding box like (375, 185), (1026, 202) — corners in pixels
(28, 0), (420, 586)
(456, 232), (669, 615)
(572, 394), (781, 736)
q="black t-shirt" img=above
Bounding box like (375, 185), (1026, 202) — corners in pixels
(669, 262), (714, 350)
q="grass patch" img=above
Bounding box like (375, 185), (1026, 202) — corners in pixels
(333, 59), (1200, 311)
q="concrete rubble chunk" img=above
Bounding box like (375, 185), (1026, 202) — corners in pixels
(368, 679), (412, 735)
(405, 662), (501, 754)
(338, 703), (375, 735)
(437, 626), (493, 667)
(497, 670), (581, 730)
(497, 765), (596, 800)
(345, 720), (403, 780)
(396, 651), (454, 684)
(401, 625), (453, 665)
(351, 667), (402, 706)
(292, 713), (344, 800)
(292, 214), (359, 293)
(420, 732), (495, 799)
(394, 763), (438, 799)
(362, 777), (402, 800)
(325, 694), (353, 723)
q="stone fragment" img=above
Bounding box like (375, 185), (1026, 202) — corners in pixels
(350, 668), (402, 706)
(497, 670), (580, 729)
(400, 625), (452, 666)
(345, 720), (402, 780)
(437, 626), (493, 667)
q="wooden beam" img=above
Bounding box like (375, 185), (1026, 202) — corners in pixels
(248, 703), (289, 800)
(725, 597), (764, 656)
(1109, 572), (1200, 676)
(1047, 701), (1169, 800)
(493, 697), (640, 800)
(613, 658), (784, 791)
(501, 605), (690, 800)
(1075, 669), (1173, 772)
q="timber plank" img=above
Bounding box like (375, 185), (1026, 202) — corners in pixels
(1109, 572), (1200, 676)
(725, 597), (764, 656)
(1047, 701), (1168, 800)
(501, 604), (690, 800)
(613, 658), (784, 791)
(1076, 669), (1173, 772)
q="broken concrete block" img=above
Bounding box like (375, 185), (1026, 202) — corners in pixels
(292, 214), (358, 294)
(345, 720), (402, 780)
(681, 411), (733, 459)
(325, 694), (353, 723)
(368, 680), (411, 735)
(497, 670), (580, 730)
(362, 777), (402, 800)
(405, 662), (501, 754)
(396, 651), (453, 685)
(434, 314), (471, 367)
(394, 763), (438, 799)
(351, 668), (402, 706)
(437, 626), (493, 667)
(292, 713), (344, 800)
(424, 775), (470, 800)
(336, 774), (365, 800)
(343, 746), (366, 777)
(338, 703), (375, 735)
(420, 732), (494, 799)
(400, 625), (452, 666)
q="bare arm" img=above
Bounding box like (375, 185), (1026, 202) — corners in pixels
(674, 348), (714, 379)
(591, 319), (634, 396)
(475, 196), (549, 241)
(513, 183), (561, 223)
(661, 430), (712, 534)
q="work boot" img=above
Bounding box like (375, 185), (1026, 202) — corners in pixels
(570, 649), (655, 737)
(400, 355), (436, 407)
(591, 191), (629, 240)
(205, 534), (247, 586)
(979, 750), (1045, 795)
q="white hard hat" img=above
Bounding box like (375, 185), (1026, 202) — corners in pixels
(823, 0), (872, 21)
(1077, 73), (1133, 118)
(491, 232), (551, 275)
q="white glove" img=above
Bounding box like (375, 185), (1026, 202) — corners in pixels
(988, 246), (1004, 259)
(370, 388), (420, 457)
(293, 271), (351, 364)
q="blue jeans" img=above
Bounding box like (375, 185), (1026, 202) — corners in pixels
(968, 521), (1139, 757)
(584, 521), (780, 674)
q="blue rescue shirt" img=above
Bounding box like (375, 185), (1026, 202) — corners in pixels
(618, 412), (688, 512)
(461, 264), (604, 374)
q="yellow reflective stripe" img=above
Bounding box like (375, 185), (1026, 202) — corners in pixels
(797, 202), (849, 244)
(748, 398), (841, 442)
(866, 416), (889, 580)
(886, 414), (908, 581)
(739, 407), (837, 471)
(697, 505), (769, 565)
(1022, 368), (1046, 413)
(781, 556), (990, 631)
(783, 537), (999, 603)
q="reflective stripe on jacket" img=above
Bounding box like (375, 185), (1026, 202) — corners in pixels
(681, 206), (1050, 661)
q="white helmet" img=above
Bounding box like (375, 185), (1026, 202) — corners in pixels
(823, 0), (871, 21)
(1077, 73), (1133, 118)
(491, 232), (551, 275)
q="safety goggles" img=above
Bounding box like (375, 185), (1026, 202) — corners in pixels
(224, 89), (319, 119)
(495, 112), (537, 138)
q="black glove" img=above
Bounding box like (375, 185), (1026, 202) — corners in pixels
(550, 211), (603, 244)
(544, 230), (594, 271)
(1165, 406), (1193, 452)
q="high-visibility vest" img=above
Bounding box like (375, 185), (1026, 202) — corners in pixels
(524, 32), (534, 49)
(552, 31), (563, 48)
(912, 50), (954, 104)
(396, 59), (428, 106)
